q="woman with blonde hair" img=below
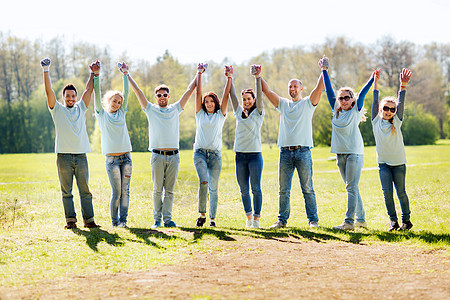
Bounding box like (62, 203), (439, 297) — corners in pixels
(93, 60), (132, 228)
(372, 68), (413, 231)
(320, 56), (378, 230)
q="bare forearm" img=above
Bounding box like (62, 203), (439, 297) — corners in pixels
(261, 77), (279, 107)
(43, 72), (56, 108)
(128, 75), (148, 109)
(309, 73), (324, 106)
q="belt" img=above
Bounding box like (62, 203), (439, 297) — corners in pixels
(282, 145), (303, 151)
(152, 149), (179, 156)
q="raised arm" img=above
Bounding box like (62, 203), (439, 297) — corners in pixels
(260, 74), (280, 108)
(128, 74), (148, 110)
(372, 69), (381, 121)
(320, 56), (336, 109)
(397, 68), (412, 121)
(220, 66), (232, 116)
(118, 62), (130, 110)
(309, 56), (328, 106)
(229, 79), (240, 112)
(41, 58), (57, 109)
(81, 60), (98, 108)
(195, 63), (206, 113)
(90, 60), (102, 113)
(356, 70), (377, 111)
(178, 67), (199, 110)
(251, 65), (264, 114)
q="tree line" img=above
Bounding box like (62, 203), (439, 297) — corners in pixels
(0, 33), (448, 153)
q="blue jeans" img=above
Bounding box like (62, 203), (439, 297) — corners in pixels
(278, 147), (318, 224)
(336, 154), (365, 224)
(235, 152), (263, 218)
(105, 153), (132, 225)
(151, 152), (180, 224)
(378, 163), (411, 222)
(56, 153), (94, 223)
(193, 149), (222, 219)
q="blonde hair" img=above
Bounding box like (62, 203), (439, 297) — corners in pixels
(335, 87), (367, 122)
(103, 90), (124, 109)
(379, 96), (398, 135)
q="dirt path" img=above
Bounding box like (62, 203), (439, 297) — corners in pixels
(1, 235), (449, 299)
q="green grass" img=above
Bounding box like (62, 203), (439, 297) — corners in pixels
(0, 142), (449, 287)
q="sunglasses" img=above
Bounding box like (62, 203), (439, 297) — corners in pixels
(382, 106), (396, 113)
(338, 96), (352, 101)
(156, 93), (168, 98)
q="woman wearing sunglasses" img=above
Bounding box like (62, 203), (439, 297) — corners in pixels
(372, 68), (413, 231)
(228, 64), (264, 228)
(193, 63), (231, 228)
(92, 60), (132, 228)
(320, 56), (378, 231)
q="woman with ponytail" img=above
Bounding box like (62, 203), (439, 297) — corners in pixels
(372, 68), (413, 231)
(320, 56), (378, 231)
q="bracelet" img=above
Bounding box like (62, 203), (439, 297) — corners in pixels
(43, 71), (49, 73)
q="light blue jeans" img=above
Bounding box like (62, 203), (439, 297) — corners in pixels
(235, 152), (263, 218)
(193, 149), (222, 219)
(378, 163), (411, 222)
(278, 147), (318, 224)
(151, 152), (180, 224)
(56, 153), (94, 223)
(105, 153), (132, 226)
(336, 153), (365, 224)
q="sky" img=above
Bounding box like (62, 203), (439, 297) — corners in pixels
(2, 0), (449, 65)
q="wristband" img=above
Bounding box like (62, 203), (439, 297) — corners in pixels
(43, 70), (49, 73)
(401, 85), (406, 88)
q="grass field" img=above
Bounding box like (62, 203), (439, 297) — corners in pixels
(0, 142), (449, 288)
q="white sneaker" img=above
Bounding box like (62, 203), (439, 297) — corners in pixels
(354, 221), (367, 229)
(246, 219), (252, 228)
(333, 222), (354, 231)
(269, 221), (286, 229)
(251, 219), (260, 228)
(117, 222), (128, 228)
(309, 221), (319, 228)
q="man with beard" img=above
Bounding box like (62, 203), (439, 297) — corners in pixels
(128, 70), (199, 229)
(260, 59), (325, 229)
(41, 57), (100, 229)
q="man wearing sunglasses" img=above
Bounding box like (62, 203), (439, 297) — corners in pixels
(128, 71), (198, 228)
(260, 58), (325, 229)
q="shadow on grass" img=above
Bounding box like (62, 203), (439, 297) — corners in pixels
(179, 227), (237, 242)
(180, 226), (450, 247)
(126, 227), (185, 249)
(72, 227), (123, 252)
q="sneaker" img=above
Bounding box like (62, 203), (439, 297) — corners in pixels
(388, 220), (400, 232)
(354, 221), (367, 229)
(164, 221), (178, 228)
(246, 219), (252, 228)
(84, 221), (101, 228)
(309, 221), (319, 228)
(117, 222), (128, 228)
(65, 222), (77, 229)
(151, 221), (161, 229)
(251, 219), (260, 228)
(399, 220), (413, 231)
(332, 222), (354, 231)
(269, 221), (286, 229)
(209, 220), (216, 227)
(196, 217), (206, 227)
